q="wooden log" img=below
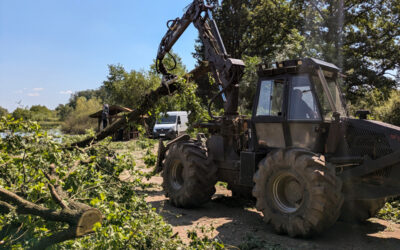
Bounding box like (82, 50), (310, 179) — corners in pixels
(0, 188), (101, 227)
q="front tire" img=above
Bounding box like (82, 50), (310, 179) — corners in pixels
(162, 141), (217, 208)
(253, 148), (344, 237)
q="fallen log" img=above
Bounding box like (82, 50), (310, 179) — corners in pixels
(0, 166), (102, 249)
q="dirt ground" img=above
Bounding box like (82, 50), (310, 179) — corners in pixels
(141, 173), (400, 250)
(119, 141), (400, 249)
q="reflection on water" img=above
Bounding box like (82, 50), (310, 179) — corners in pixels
(0, 129), (63, 142)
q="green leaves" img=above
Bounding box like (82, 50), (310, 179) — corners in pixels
(0, 117), (224, 249)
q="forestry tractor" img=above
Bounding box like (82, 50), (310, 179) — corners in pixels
(88, 0), (400, 237)
(151, 0), (400, 237)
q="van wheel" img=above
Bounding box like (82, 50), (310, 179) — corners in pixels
(253, 148), (343, 237)
(162, 141), (217, 207)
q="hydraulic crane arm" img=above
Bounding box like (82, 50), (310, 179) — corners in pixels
(156, 0), (245, 115)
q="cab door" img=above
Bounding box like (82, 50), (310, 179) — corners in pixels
(252, 74), (324, 152)
(287, 74), (324, 152)
(252, 76), (287, 149)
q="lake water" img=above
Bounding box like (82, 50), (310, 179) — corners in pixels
(0, 129), (63, 142)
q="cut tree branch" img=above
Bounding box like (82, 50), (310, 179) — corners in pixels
(0, 201), (14, 214)
(71, 62), (210, 148)
(0, 187), (102, 243)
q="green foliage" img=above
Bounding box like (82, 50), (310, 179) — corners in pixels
(61, 97), (102, 134)
(186, 226), (224, 250)
(0, 117), (224, 249)
(0, 106), (8, 118)
(29, 105), (57, 122)
(56, 104), (74, 121)
(11, 106), (60, 129)
(239, 55), (262, 113)
(197, 0), (400, 109)
(68, 89), (105, 109)
(12, 107), (32, 120)
(377, 199), (400, 223)
(374, 90), (400, 126)
(102, 64), (159, 109)
(149, 52), (208, 124)
(348, 89), (400, 126)
(143, 149), (156, 167)
(136, 137), (156, 150)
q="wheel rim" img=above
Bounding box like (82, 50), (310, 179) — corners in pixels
(272, 173), (304, 213)
(171, 160), (184, 190)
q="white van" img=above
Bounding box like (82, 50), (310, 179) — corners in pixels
(153, 111), (189, 139)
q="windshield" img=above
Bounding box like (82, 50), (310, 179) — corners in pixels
(312, 72), (346, 120)
(157, 115), (177, 124)
(289, 74), (321, 120)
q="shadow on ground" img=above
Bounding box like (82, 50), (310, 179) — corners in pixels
(145, 185), (400, 250)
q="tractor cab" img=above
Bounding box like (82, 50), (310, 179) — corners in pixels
(252, 58), (347, 153)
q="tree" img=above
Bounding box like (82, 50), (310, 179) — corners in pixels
(342, 0), (399, 101)
(102, 64), (159, 109)
(29, 105), (56, 121)
(194, 0), (305, 113)
(61, 97), (102, 134)
(200, 0), (399, 104)
(68, 89), (104, 109)
(56, 104), (74, 121)
(12, 107), (32, 120)
(0, 106), (8, 117)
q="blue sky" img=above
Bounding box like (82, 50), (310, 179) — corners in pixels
(0, 0), (198, 111)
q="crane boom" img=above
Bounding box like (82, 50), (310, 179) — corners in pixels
(156, 0), (245, 115)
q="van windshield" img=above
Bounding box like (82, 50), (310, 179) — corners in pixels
(157, 115), (177, 124)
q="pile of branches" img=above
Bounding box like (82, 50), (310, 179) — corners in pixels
(0, 118), (105, 249)
(0, 117), (185, 249)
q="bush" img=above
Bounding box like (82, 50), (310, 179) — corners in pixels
(374, 90), (400, 126)
(349, 89), (400, 126)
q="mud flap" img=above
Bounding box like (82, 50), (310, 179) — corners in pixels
(154, 134), (191, 173)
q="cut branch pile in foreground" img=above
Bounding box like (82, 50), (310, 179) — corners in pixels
(0, 165), (101, 250)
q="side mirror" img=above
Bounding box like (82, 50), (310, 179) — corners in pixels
(356, 110), (370, 120)
(178, 119), (181, 125)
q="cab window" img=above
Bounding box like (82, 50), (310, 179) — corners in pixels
(288, 75), (321, 120)
(256, 79), (284, 116)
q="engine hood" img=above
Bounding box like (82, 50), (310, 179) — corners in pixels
(343, 118), (400, 158)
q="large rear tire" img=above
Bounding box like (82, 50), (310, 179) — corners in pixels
(340, 198), (386, 222)
(253, 148), (344, 237)
(162, 141), (217, 208)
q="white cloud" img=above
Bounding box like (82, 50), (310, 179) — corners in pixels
(33, 88), (44, 91)
(27, 93), (40, 97)
(60, 90), (73, 95)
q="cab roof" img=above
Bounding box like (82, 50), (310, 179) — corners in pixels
(258, 58), (340, 77)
